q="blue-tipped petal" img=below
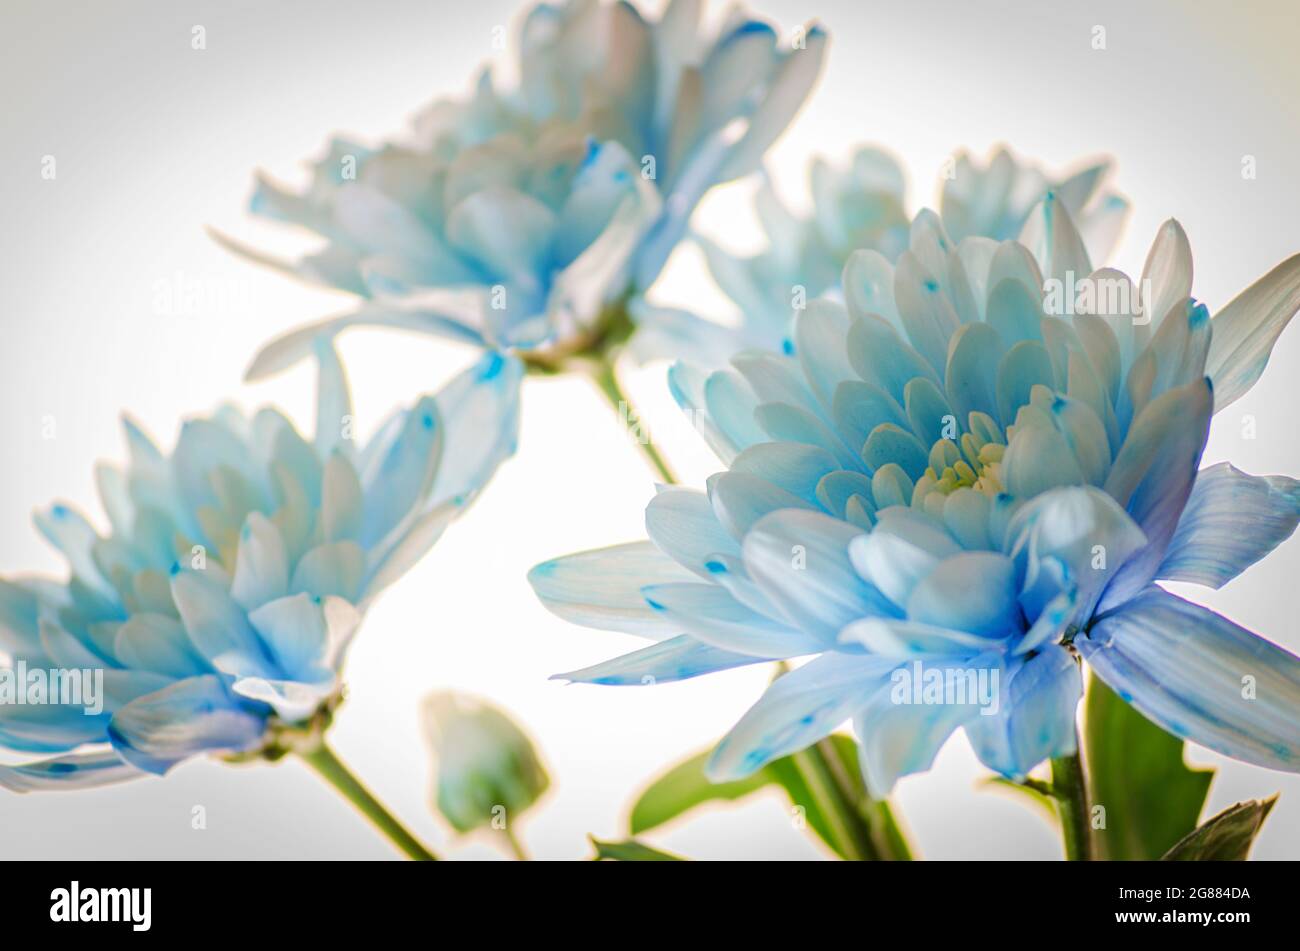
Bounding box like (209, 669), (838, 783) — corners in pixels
(1158, 462), (1300, 589)
(1080, 588), (1300, 772)
(427, 351), (523, 507)
(554, 634), (767, 686)
(529, 541), (697, 638)
(708, 653), (899, 780)
(640, 582), (820, 658)
(0, 751), (142, 793)
(645, 487), (741, 578)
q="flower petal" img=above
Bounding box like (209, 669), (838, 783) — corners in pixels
(745, 509), (896, 638)
(964, 646), (1081, 778)
(1079, 588), (1300, 772)
(529, 541), (697, 638)
(553, 634), (767, 686)
(1157, 462), (1300, 589)
(108, 675), (266, 775)
(708, 653), (898, 780)
(0, 750), (142, 793)
(1205, 253), (1300, 410)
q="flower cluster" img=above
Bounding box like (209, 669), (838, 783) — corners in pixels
(531, 198), (1300, 793)
(228, 0), (827, 376)
(0, 348), (520, 791)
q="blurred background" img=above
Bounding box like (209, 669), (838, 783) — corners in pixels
(2, 0), (1298, 859)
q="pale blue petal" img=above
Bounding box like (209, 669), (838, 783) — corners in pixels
(894, 250), (961, 375)
(313, 339), (354, 459)
(291, 541), (366, 602)
(321, 452), (363, 543)
(1205, 253), (1300, 410)
(794, 300), (859, 411)
(965, 646), (1081, 778)
(905, 552), (1021, 638)
(528, 541), (696, 638)
(0, 751), (142, 793)
(1138, 219), (1193, 334)
(708, 653), (898, 780)
(230, 512), (289, 612)
(108, 675), (266, 775)
(359, 395), (443, 548)
(706, 471), (815, 539)
(428, 351), (523, 507)
(114, 613), (207, 679)
(729, 442), (839, 504)
(832, 379), (908, 458)
(645, 487), (741, 577)
(1158, 462), (1300, 589)
(1004, 486), (1147, 622)
(170, 570), (275, 680)
(945, 322), (1006, 427)
(745, 509), (897, 638)
(849, 507), (961, 608)
(247, 593), (331, 681)
(855, 665), (981, 796)
(1101, 378), (1212, 608)
(554, 634), (767, 686)
(1079, 588), (1300, 771)
(641, 582), (820, 657)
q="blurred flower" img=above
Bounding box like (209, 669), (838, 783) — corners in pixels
(422, 691), (550, 842)
(222, 0), (827, 376)
(531, 200), (1300, 794)
(0, 347), (521, 791)
(666, 145), (1128, 359)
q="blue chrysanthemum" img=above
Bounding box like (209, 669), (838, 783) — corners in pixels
(531, 197), (1300, 795)
(222, 0), (827, 375)
(659, 145), (1129, 360)
(0, 347), (521, 791)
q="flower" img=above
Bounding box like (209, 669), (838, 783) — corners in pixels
(666, 145), (1128, 360)
(422, 691), (550, 836)
(530, 198), (1300, 795)
(0, 347), (522, 791)
(224, 0), (827, 377)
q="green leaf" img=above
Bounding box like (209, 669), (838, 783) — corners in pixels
(627, 735), (912, 861)
(629, 751), (773, 835)
(1162, 797), (1278, 860)
(590, 837), (686, 861)
(1085, 674), (1214, 859)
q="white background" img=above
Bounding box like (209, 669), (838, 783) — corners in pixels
(2, 0), (1298, 859)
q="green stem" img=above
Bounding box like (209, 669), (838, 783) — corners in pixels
(588, 357), (679, 485)
(1051, 748), (1093, 861)
(501, 826), (529, 861)
(299, 742), (439, 861)
(790, 742), (878, 861)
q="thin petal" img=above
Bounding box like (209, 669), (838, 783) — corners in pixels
(708, 653), (898, 780)
(529, 541), (697, 637)
(1158, 462), (1300, 588)
(1080, 588), (1300, 771)
(1205, 253), (1300, 410)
